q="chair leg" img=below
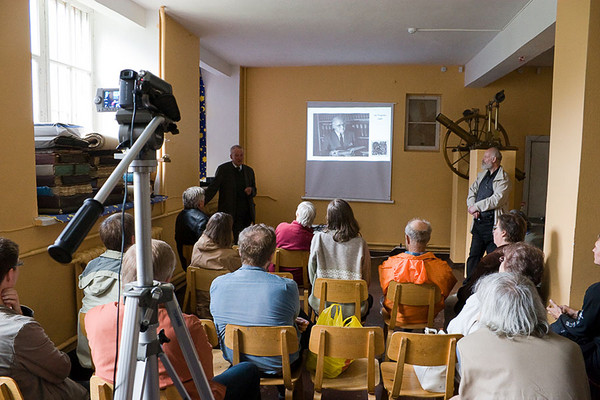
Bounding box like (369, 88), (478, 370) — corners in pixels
(313, 390), (322, 400)
(368, 393), (377, 400)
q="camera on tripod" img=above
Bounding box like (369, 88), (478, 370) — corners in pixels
(116, 69), (180, 156)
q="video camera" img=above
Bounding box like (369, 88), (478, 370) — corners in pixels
(116, 69), (180, 155)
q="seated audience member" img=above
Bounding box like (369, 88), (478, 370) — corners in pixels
(0, 237), (87, 400)
(77, 212), (134, 369)
(454, 272), (590, 400)
(308, 198), (371, 318)
(379, 218), (457, 326)
(269, 201), (316, 285)
(548, 234), (600, 391)
(175, 186), (209, 268)
(211, 224), (310, 375)
(86, 239), (260, 400)
(448, 242), (544, 336)
(189, 212), (242, 318)
(454, 212), (526, 313)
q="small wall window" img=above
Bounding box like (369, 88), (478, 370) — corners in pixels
(405, 95), (440, 151)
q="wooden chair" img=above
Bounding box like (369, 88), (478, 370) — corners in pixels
(90, 374), (182, 400)
(198, 319), (231, 376)
(313, 278), (369, 321)
(182, 266), (229, 316)
(274, 248), (311, 315)
(271, 271), (295, 280)
(224, 324), (303, 400)
(0, 377), (23, 400)
(384, 281), (441, 338)
(308, 325), (385, 400)
(380, 332), (462, 400)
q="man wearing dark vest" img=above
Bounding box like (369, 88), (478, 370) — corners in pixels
(465, 147), (510, 279)
(205, 145), (256, 243)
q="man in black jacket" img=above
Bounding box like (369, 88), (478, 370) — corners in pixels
(175, 186), (208, 268)
(205, 145), (256, 243)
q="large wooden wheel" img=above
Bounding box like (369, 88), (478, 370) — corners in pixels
(442, 114), (510, 179)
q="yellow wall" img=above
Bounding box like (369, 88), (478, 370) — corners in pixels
(243, 65), (553, 249)
(545, 0), (600, 307)
(0, 2), (199, 347)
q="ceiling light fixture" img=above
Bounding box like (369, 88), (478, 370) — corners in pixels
(407, 28), (501, 34)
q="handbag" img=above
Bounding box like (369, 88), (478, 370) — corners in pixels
(305, 303), (362, 378)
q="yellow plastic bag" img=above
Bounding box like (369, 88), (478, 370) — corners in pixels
(305, 303), (363, 378)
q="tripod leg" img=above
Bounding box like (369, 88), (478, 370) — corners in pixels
(158, 351), (190, 399)
(114, 297), (142, 400)
(165, 297), (215, 400)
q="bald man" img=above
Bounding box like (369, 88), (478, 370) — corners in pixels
(465, 147), (510, 280)
(378, 219), (457, 326)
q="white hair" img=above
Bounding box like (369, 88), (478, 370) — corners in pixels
(295, 201), (316, 227)
(476, 272), (549, 339)
(404, 218), (432, 245)
(182, 186), (205, 209)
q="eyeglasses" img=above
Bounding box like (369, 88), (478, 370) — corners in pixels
(12, 260), (23, 269)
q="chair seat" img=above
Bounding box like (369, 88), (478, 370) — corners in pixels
(310, 358), (380, 391)
(381, 362), (445, 398)
(212, 349), (231, 376)
(260, 360), (304, 387)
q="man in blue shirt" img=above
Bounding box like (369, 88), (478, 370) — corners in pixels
(210, 224), (309, 375)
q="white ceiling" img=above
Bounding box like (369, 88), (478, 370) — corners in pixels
(117, 0), (555, 85)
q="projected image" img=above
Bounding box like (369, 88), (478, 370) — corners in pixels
(313, 113), (369, 157)
(305, 102), (393, 202)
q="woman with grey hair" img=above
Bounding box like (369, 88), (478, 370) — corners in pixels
(175, 186), (209, 268)
(270, 201), (316, 285)
(454, 272), (590, 400)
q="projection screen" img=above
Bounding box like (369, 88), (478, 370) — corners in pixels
(305, 102), (394, 202)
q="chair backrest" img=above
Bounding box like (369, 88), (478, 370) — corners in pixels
(313, 278), (368, 320)
(90, 375), (182, 400)
(182, 244), (194, 267)
(274, 248), (310, 287)
(308, 326), (385, 392)
(270, 271), (294, 280)
(0, 377), (23, 400)
(198, 319), (219, 347)
(182, 266), (229, 314)
(224, 325), (299, 387)
(387, 281), (441, 329)
(386, 332), (462, 399)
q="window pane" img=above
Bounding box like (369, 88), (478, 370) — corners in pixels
(408, 99), (438, 122)
(29, 0), (41, 56)
(49, 62), (72, 122)
(407, 124), (437, 147)
(31, 59), (40, 122)
(71, 68), (92, 129)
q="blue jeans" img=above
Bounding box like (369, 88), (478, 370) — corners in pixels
(213, 361), (260, 400)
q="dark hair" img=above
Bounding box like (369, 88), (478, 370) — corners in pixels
(497, 213), (526, 243)
(326, 199), (360, 242)
(100, 213), (135, 251)
(238, 224), (276, 267)
(204, 212), (234, 248)
(0, 238), (19, 283)
(502, 242), (544, 286)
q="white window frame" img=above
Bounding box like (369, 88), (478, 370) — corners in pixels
(405, 95), (441, 151)
(30, 0), (94, 129)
